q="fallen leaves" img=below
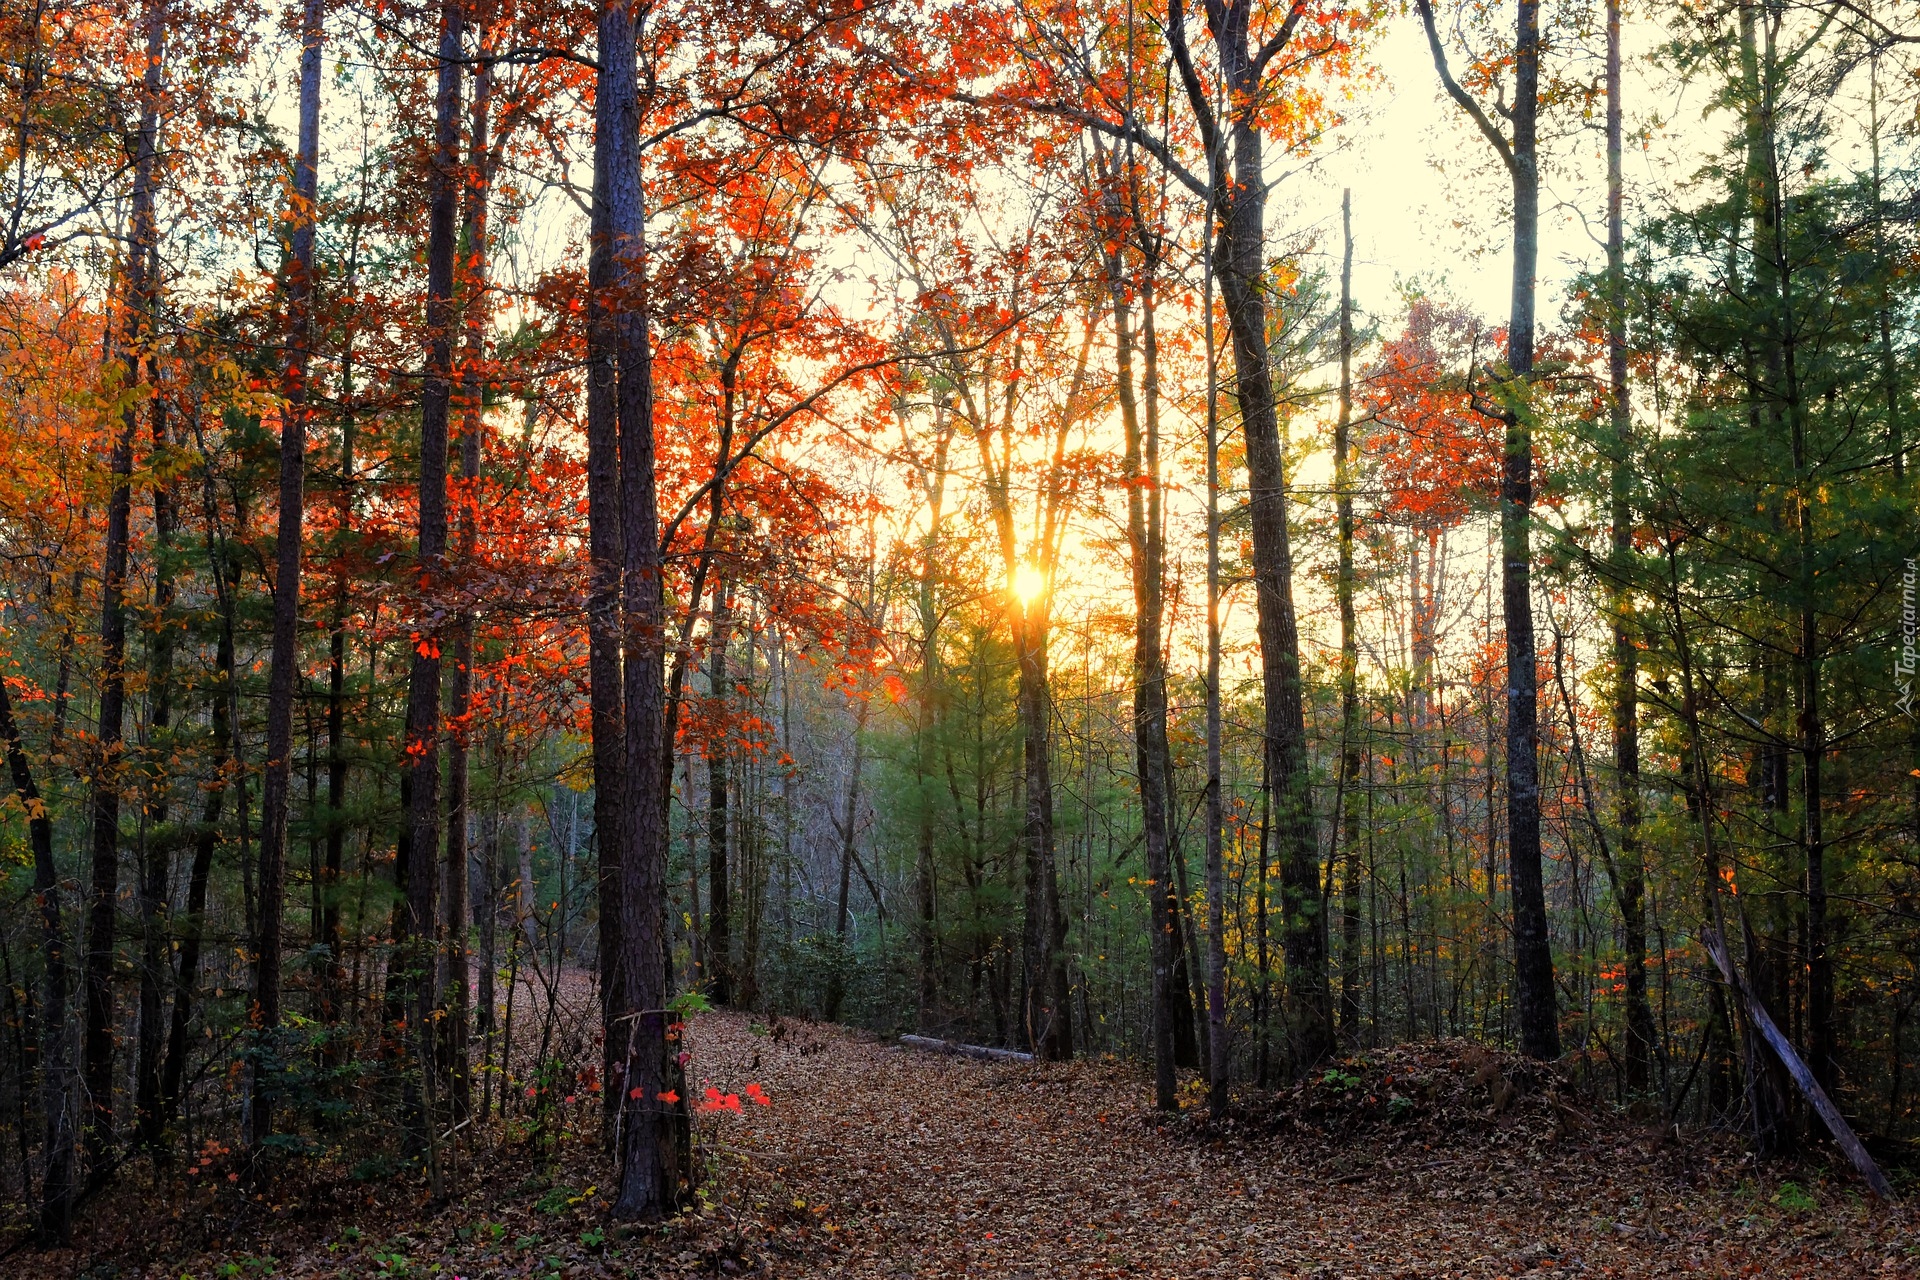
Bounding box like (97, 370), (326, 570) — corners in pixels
(19, 1006), (1915, 1278)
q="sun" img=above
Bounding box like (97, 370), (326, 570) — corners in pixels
(1011, 563), (1047, 605)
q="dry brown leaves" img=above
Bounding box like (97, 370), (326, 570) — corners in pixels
(19, 1012), (1917, 1279)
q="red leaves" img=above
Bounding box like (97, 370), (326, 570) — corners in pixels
(696, 1082), (768, 1113)
(1364, 298), (1505, 534)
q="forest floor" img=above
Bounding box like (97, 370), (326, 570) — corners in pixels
(20, 997), (1918, 1278)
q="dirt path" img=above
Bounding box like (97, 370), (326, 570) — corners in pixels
(695, 1013), (1911, 1279)
(24, 1008), (1913, 1277)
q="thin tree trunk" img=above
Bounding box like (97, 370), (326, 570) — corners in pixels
(0, 649), (73, 1240)
(826, 698), (869, 1022)
(1604, 1), (1654, 1098)
(396, 0), (462, 1192)
(134, 363), (175, 1151)
(1416, 0), (1558, 1060)
(707, 576), (732, 1005)
(1098, 170), (1177, 1108)
(441, 55), (493, 1128)
(84, 0), (166, 1166)
(321, 192), (368, 1029)
(164, 449), (239, 1134)
(249, 0), (322, 1148)
(1335, 191), (1365, 1043)
(477, 793), (499, 1118)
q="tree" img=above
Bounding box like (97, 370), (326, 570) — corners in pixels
(1416, 0), (1561, 1060)
(249, 0), (323, 1149)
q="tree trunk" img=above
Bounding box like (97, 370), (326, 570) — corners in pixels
(598, 0), (687, 1215)
(249, 0), (322, 1148)
(583, 84), (630, 1143)
(164, 474), (238, 1132)
(1415, 0), (1558, 1061)
(911, 420), (951, 1031)
(1604, 0), (1654, 1097)
(476, 793), (498, 1116)
(1334, 190), (1365, 1043)
(1015, 598), (1072, 1061)
(1100, 190), (1177, 1109)
(441, 55), (494, 1128)
(826, 697), (869, 1022)
(707, 576), (732, 1005)
(321, 234), (362, 1027)
(396, 0), (462, 1186)
(1170, 0), (1330, 1070)
(84, 0), (166, 1166)
(0, 649), (73, 1240)
(134, 359), (175, 1151)
(1501, 0), (1558, 1063)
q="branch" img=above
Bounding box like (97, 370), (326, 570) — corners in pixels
(1249, 0), (1308, 83)
(1414, 0), (1515, 176)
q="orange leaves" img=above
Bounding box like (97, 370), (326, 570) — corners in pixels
(1363, 297), (1505, 534)
(691, 1079), (770, 1115)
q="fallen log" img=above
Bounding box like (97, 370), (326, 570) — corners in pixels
(899, 1034), (1033, 1064)
(1704, 928), (1894, 1200)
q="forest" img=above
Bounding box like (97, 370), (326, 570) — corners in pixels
(0, 0), (1916, 1271)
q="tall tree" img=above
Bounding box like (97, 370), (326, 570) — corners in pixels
(599, 0), (687, 1216)
(395, 0), (463, 1185)
(443, 43), (499, 1128)
(707, 574), (732, 1004)
(250, 0), (323, 1148)
(0, 648), (72, 1238)
(1093, 133), (1178, 1108)
(1602, 0), (1654, 1097)
(1167, 0), (1336, 1069)
(83, 0), (166, 1164)
(1334, 189), (1365, 1042)
(1416, 0), (1560, 1059)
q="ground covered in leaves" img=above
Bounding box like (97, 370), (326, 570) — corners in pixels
(21, 1010), (1917, 1278)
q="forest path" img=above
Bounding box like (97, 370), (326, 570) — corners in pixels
(695, 1012), (1907, 1279)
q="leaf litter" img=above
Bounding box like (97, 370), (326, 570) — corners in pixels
(18, 1011), (1916, 1278)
